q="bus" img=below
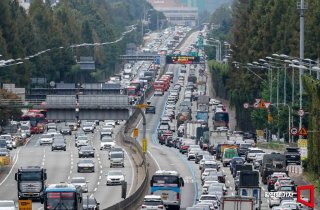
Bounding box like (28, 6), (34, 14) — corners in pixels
(150, 170), (184, 209)
(21, 110), (47, 134)
(212, 111), (229, 129)
(43, 183), (83, 210)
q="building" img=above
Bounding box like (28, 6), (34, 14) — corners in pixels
(148, 0), (198, 26)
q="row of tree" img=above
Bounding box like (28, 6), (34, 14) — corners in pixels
(206, 0), (320, 175)
(0, 0), (165, 87)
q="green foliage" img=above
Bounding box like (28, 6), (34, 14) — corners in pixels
(0, 0), (159, 86)
(0, 89), (22, 126)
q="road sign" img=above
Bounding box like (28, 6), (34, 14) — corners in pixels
(298, 139), (308, 148)
(267, 112), (273, 123)
(142, 138), (147, 154)
(133, 128), (138, 138)
(290, 127), (298, 136)
(264, 102), (271, 109)
(253, 99), (261, 108)
(298, 109), (305, 117)
(298, 127), (308, 136)
(19, 200), (32, 210)
(243, 103), (249, 109)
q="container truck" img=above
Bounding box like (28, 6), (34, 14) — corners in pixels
(185, 121), (203, 139)
(221, 196), (254, 210)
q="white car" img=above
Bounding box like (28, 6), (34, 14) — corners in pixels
(100, 126), (113, 137)
(82, 123), (94, 133)
(246, 148), (265, 162)
(0, 200), (16, 210)
(198, 194), (220, 206)
(106, 170), (125, 185)
(104, 120), (116, 127)
(76, 136), (89, 147)
(1, 135), (16, 149)
(70, 177), (88, 193)
(39, 133), (54, 145)
(154, 90), (164, 96)
(141, 195), (166, 210)
(100, 136), (115, 150)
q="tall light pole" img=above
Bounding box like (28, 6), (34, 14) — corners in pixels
(298, 0), (307, 133)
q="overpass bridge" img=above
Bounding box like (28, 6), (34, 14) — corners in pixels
(1, 95), (131, 121)
(119, 53), (158, 61)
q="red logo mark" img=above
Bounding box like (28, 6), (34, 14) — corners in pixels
(297, 185), (314, 208)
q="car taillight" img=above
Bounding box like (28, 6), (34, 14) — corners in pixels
(141, 205), (146, 208)
(177, 193), (180, 200)
(269, 179), (274, 184)
(158, 205), (164, 209)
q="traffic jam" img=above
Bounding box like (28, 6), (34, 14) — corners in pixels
(140, 39), (310, 210)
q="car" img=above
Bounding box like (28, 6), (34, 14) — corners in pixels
(245, 148), (264, 162)
(1, 135), (16, 149)
(100, 126), (113, 138)
(47, 123), (57, 131)
(51, 138), (66, 151)
(70, 177), (88, 193)
(108, 147), (124, 159)
(83, 194), (100, 210)
(82, 122), (95, 133)
(60, 126), (72, 135)
(100, 136), (115, 150)
(141, 195), (166, 210)
(77, 159), (95, 173)
(197, 194), (220, 205)
(76, 135), (89, 147)
(0, 200), (16, 210)
(39, 133), (54, 145)
(0, 148), (10, 157)
(154, 90), (164, 96)
(145, 106), (156, 114)
(268, 185), (296, 208)
(47, 129), (58, 136)
(110, 151), (124, 168)
(106, 170), (125, 185)
(78, 145), (95, 158)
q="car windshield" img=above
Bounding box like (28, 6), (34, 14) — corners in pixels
(279, 186), (295, 191)
(249, 150), (264, 153)
(42, 134), (52, 138)
(201, 196), (217, 201)
(143, 200), (162, 206)
(83, 123), (92, 126)
(0, 201), (14, 207)
(71, 178), (85, 183)
(101, 137), (113, 142)
(79, 159), (93, 164)
(78, 136), (87, 140)
(111, 153), (123, 158)
(81, 146), (92, 150)
(102, 128), (112, 132)
(21, 126), (29, 130)
(108, 171), (122, 176)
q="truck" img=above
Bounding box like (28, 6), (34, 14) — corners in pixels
(238, 171), (261, 210)
(208, 131), (228, 155)
(260, 153), (287, 184)
(15, 166), (47, 200)
(216, 144), (238, 160)
(221, 196), (254, 210)
(195, 110), (209, 124)
(197, 95), (210, 110)
(222, 148), (239, 167)
(185, 121), (203, 139)
(176, 111), (191, 128)
(284, 147), (301, 165)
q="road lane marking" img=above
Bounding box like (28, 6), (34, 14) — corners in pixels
(94, 187), (97, 192)
(99, 176), (101, 180)
(97, 182), (100, 185)
(68, 176), (70, 180)
(100, 170), (103, 174)
(147, 151), (161, 170)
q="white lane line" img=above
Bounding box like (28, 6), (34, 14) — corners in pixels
(97, 157), (100, 161)
(68, 176), (70, 180)
(0, 144), (22, 186)
(147, 151), (161, 170)
(69, 171), (72, 174)
(97, 182), (100, 185)
(231, 192), (234, 196)
(94, 187), (97, 192)
(262, 187), (265, 191)
(227, 180), (230, 184)
(71, 166), (73, 170)
(123, 148), (135, 196)
(37, 207), (43, 210)
(100, 170), (103, 174)
(230, 187), (233, 190)
(100, 165), (102, 169)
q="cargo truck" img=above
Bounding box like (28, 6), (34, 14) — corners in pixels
(185, 121), (203, 139)
(216, 144), (238, 160)
(238, 171), (261, 210)
(15, 166), (47, 201)
(221, 196), (254, 210)
(260, 153), (287, 184)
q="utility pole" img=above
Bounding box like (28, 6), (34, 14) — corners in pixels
(298, 0), (307, 134)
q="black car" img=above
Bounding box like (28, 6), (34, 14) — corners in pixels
(51, 139), (66, 151)
(78, 146), (95, 158)
(60, 126), (72, 135)
(83, 195), (100, 210)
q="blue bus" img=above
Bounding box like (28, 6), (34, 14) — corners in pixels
(150, 170), (184, 210)
(43, 183), (83, 210)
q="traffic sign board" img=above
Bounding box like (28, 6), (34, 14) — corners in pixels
(19, 200), (32, 210)
(133, 128), (139, 138)
(298, 127), (308, 136)
(290, 127), (298, 136)
(253, 99), (261, 108)
(142, 138), (147, 154)
(264, 102), (271, 109)
(298, 109), (305, 117)
(243, 103), (249, 109)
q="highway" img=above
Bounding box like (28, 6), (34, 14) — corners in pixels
(0, 123), (136, 209)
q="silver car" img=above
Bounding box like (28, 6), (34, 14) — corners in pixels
(106, 170), (125, 185)
(39, 133), (54, 145)
(70, 177), (88, 193)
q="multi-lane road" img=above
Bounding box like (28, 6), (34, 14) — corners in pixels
(0, 123), (136, 209)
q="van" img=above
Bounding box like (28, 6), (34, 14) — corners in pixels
(19, 121), (31, 137)
(110, 151), (124, 168)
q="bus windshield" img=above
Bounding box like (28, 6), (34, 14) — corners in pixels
(20, 172), (42, 181)
(46, 192), (76, 210)
(151, 175), (179, 187)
